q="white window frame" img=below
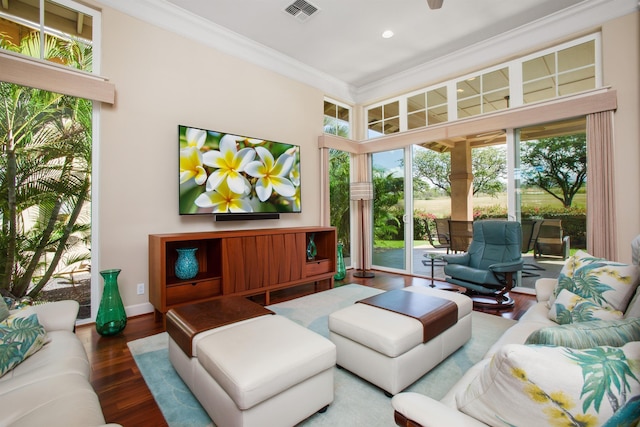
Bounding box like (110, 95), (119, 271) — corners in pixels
(323, 97), (353, 139)
(363, 33), (600, 140)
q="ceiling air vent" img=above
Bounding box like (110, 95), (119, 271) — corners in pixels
(284, 0), (319, 22)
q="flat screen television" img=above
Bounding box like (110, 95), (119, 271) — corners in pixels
(178, 125), (301, 217)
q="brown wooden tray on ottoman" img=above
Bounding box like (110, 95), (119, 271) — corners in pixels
(166, 296), (273, 357)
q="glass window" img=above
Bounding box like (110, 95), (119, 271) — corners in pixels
(457, 67), (509, 118)
(523, 40), (595, 104)
(427, 87), (448, 125)
(367, 100), (400, 138)
(407, 86), (447, 130)
(0, 0), (94, 72)
(324, 99), (351, 138)
(329, 150), (352, 268)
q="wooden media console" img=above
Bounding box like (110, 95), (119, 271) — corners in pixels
(149, 226), (336, 321)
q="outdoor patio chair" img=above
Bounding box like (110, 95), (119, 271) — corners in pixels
(521, 219), (544, 277)
(424, 219), (450, 254)
(534, 219), (570, 259)
(448, 220), (474, 253)
(443, 220), (523, 308)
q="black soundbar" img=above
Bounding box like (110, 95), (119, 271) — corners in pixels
(215, 213), (280, 221)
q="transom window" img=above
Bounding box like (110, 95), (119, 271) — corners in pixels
(324, 98), (352, 138)
(407, 86), (447, 130)
(364, 35), (598, 139)
(367, 100), (399, 138)
(457, 67), (509, 119)
(0, 0), (96, 72)
(523, 40), (595, 104)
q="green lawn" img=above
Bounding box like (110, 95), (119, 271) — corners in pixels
(414, 190), (586, 217)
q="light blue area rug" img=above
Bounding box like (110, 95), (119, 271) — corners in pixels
(127, 284), (516, 426)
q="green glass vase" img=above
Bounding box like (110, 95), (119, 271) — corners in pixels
(96, 269), (127, 336)
(334, 241), (346, 281)
(307, 233), (317, 260)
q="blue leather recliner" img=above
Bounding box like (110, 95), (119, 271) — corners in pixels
(443, 220), (524, 307)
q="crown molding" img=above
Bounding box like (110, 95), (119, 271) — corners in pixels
(96, 0), (637, 105)
(95, 0), (356, 102)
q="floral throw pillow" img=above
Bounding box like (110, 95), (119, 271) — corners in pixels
(549, 289), (624, 324)
(552, 250), (640, 313)
(456, 342), (640, 427)
(0, 307), (48, 378)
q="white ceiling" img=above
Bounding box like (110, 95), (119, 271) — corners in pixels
(163, 0), (584, 88)
(97, 0), (637, 103)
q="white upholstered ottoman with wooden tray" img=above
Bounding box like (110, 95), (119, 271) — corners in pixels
(166, 297), (336, 427)
(328, 286), (472, 395)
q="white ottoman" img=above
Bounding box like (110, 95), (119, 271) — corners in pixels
(169, 314), (336, 427)
(328, 286), (472, 395)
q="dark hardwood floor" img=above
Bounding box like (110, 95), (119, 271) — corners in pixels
(76, 270), (535, 427)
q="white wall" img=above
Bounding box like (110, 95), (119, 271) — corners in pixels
(98, 6), (324, 313)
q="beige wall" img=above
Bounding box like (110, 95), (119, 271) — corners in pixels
(97, 6), (324, 313)
(602, 12), (640, 262)
(94, 4), (639, 314)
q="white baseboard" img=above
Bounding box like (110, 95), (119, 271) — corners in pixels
(125, 302), (155, 318)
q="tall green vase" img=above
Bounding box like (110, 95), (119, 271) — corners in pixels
(334, 241), (346, 281)
(96, 269), (127, 336)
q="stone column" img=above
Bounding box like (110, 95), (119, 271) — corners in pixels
(449, 141), (473, 220)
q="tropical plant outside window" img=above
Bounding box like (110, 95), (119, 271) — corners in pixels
(0, 3), (94, 318)
(324, 99), (352, 266)
(328, 150), (351, 265)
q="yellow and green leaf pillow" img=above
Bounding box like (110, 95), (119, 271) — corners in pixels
(0, 307), (48, 377)
(456, 342), (640, 427)
(552, 250), (640, 313)
(548, 289), (623, 324)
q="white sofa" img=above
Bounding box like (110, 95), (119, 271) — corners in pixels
(392, 277), (640, 427)
(0, 300), (120, 427)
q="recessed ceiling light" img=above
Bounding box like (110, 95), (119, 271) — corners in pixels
(382, 30), (394, 39)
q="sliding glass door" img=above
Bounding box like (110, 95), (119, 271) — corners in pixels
(371, 149), (407, 271)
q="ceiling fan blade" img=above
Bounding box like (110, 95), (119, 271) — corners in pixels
(427, 0), (444, 9)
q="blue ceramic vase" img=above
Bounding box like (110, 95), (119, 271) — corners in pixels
(175, 247), (199, 280)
